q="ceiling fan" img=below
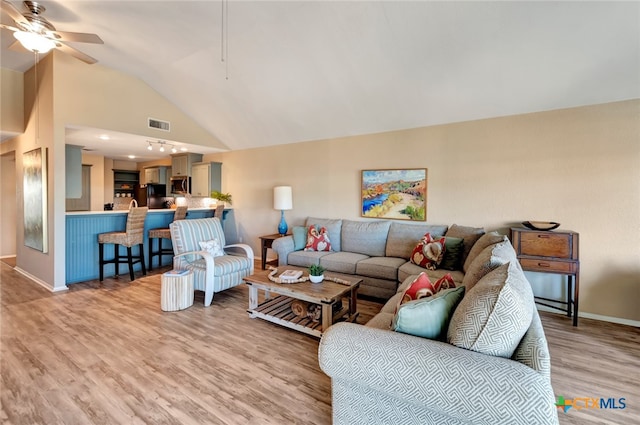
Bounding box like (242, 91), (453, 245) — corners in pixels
(0, 0), (103, 64)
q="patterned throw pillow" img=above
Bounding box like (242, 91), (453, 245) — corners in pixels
(393, 286), (466, 340)
(410, 233), (446, 270)
(399, 272), (456, 306)
(304, 226), (332, 252)
(199, 238), (224, 257)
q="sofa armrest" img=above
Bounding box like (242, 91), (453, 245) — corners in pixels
(319, 323), (558, 424)
(271, 236), (295, 266)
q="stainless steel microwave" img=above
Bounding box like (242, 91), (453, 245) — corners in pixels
(170, 176), (190, 194)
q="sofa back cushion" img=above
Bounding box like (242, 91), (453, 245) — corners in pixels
(341, 220), (391, 257)
(447, 262), (534, 358)
(386, 222), (448, 259)
(444, 224), (485, 267)
(512, 309), (551, 377)
(463, 231), (508, 273)
(305, 217), (343, 251)
(462, 240), (517, 290)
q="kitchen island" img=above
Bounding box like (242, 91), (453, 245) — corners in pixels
(65, 208), (233, 284)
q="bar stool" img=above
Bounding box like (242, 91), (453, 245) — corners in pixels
(98, 205), (148, 282)
(214, 203), (224, 222)
(148, 206), (188, 270)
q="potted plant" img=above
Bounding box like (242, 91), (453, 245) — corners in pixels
(210, 191), (233, 206)
(308, 264), (326, 283)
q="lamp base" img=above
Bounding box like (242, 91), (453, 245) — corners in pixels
(278, 210), (288, 236)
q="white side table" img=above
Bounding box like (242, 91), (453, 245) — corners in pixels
(161, 270), (194, 311)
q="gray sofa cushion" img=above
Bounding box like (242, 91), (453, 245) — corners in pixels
(341, 220), (391, 257)
(287, 250), (332, 268)
(306, 217), (343, 251)
(365, 311), (394, 330)
(386, 222), (448, 259)
(444, 224), (485, 267)
(447, 262), (534, 358)
(462, 240), (517, 290)
(463, 231), (508, 273)
(320, 252), (369, 274)
(398, 263), (464, 285)
(356, 257), (406, 281)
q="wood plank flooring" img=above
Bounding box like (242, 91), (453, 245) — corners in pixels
(1, 260), (638, 425)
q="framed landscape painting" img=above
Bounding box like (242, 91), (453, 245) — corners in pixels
(361, 168), (427, 221)
(23, 147), (48, 253)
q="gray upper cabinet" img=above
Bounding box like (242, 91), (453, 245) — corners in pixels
(144, 166), (167, 184)
(66, 144), (83, 199)
(191, 162), (222, 197)
(171, 153), (202, 177)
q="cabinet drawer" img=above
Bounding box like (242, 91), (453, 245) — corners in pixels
(519, 258), (577, 273)
(519, 232), (572, 258)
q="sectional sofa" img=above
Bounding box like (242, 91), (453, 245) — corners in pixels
(271, 217), (486, 298)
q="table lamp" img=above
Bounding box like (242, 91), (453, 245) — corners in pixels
(273, 186), (293, 236)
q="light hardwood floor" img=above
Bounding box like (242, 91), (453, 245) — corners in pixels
(1, 260), (638, 425)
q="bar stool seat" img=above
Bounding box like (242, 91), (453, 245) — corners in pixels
(148, 206), (188, 270)
(98, 205), (148, 282)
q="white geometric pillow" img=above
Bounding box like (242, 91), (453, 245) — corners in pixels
(199, 238), (225, 257)
(447, 262), (534, 358)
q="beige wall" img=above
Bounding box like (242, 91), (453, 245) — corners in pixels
(205, 100), (640, 323)
(0, 151), (17, 257)
(1, 67), (24, 138)
(81, 153), (105, 212)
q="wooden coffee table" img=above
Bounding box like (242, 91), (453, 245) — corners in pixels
(244, 266), (361, 338)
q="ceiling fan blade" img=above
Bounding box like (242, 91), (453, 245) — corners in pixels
(49, 30), (103, 44)
(55, 42), (98, 64)
(8, 39), (29, 52)
(1, 0), (29, 28)
(0, 22), (20, 32)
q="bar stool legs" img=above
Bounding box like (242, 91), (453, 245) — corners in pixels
(99, 242), (146, 282)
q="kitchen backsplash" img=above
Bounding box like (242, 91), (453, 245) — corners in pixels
(113, 195), (217, 210)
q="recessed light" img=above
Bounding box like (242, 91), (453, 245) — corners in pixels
(99, 134), (110, 140)
(180, 147), (188, 152)
(128, 155), (135, 159)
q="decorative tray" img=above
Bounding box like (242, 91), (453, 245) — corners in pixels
(522, 221), (560, 231)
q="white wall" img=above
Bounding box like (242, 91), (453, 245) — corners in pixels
(205, 100), (640, 323)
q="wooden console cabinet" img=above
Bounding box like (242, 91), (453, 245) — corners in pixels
(510, 227), (580, 326)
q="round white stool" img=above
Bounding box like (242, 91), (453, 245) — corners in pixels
(161, 270), (194, 311)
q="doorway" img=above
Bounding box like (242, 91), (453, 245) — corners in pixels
(0, 151), (17, 258)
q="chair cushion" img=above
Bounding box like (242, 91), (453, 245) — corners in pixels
(319, 252), (369, 275)
(448, 262), (534, 358)
(171, 217), (226, 257)
(306, 217), (343, 251)
(148, 228), (171, 239)
(385, 222), (448, 259)
(341, 220), (391, 257)
(356, 257), (406, 281)
(393, 286), (466, 340)
(187, 255), (252, 275)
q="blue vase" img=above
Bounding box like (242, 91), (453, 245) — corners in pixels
(278, 210), (288, 235)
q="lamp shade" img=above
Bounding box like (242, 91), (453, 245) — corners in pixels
(273, 186), (293, 210)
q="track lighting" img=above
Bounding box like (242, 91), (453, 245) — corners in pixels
(146, 140), (177, 153)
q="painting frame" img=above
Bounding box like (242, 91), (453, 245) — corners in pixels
(23, 147), (48, 253)
(361, 168), (427, 221)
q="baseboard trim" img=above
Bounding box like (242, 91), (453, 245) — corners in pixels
(0, 255), (16, 259)
(537, 305), (640, 328)
(13, 267), (68, 293)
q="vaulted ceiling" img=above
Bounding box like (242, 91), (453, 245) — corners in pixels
(2, 1), (639, 152)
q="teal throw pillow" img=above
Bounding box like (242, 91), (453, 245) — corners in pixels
(393, 286), (465, 340)
(440, 237), (464, 270)
(292, 226), (307, 251)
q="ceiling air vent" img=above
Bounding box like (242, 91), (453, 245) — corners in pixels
(148, 117), (170, 132)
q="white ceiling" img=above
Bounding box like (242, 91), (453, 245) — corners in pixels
(2, 1), (639, 156)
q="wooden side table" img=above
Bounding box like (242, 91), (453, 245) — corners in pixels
(259, 233), (290, 270)
(161, 270), (194, 311)
(510, 227), (580, 326)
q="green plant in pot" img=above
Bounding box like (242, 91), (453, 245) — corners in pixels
(210, 191), (233, 205)
(308, 264), (326, 283)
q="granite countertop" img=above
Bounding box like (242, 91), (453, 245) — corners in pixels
(66, 207), (223, 216)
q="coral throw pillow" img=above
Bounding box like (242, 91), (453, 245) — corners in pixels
(410, 233), (446, 270)
(399, 272), (456, 306)
(304, 226), (332, 252)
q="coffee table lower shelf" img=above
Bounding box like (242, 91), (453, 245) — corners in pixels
(248, 295), (357, 338)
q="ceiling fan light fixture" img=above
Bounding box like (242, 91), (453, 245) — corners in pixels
(14, 31), (55, 53)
